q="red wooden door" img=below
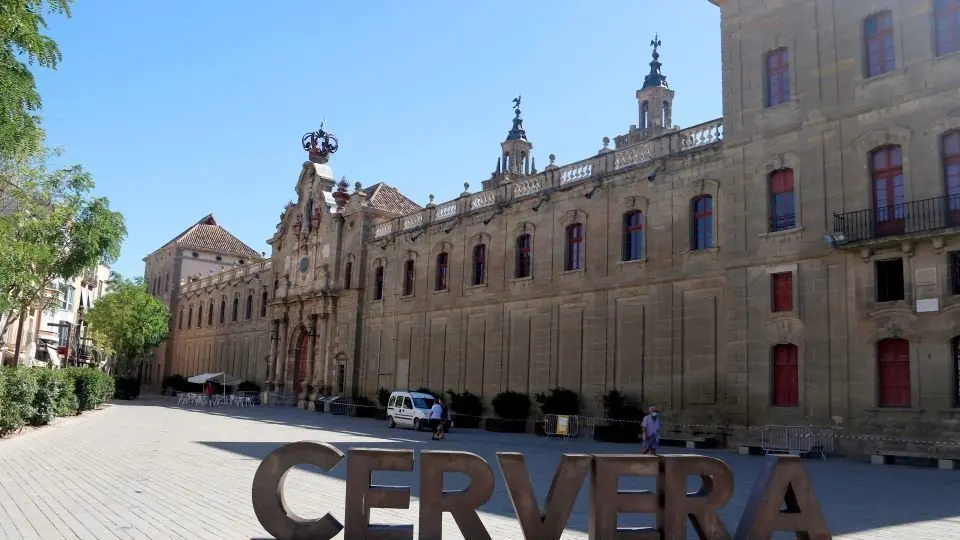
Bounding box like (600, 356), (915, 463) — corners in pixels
(295, 331), (309, 391)
(877, 338), (910, 407)
(772, 344), (798, 407)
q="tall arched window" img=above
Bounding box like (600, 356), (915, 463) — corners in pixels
(472, 244), (487, 285)
(219, 299), (226, 324)
(691, 195), (714, 250)
(207, 300), (213, 326)
(936, 0), (960, 56)
(344, 261), (353, 289)
(435, 252), (449, 291)
(877, 338), (910, 407)
(373, 266), (384, 300)
(403, 260), (415, 296)
(260, 291), (268, 317)
(515, 234), (531, 278)
(565, 224), (584, 271)
(772, 344), (799, 407)
(245, 294), (253, 320)
(871, 145), (905, 236)
(231, 297), (239, 322)
(197, 304), (203, 328)
(187, 306), (193, 329)
(769, 169), (796, 232)
(622, 211), (644, 261)
(178, 308), (183, 330)
(640, 101), (649, 129)
(662, 100), (670, 127)
(944, 131), (960, 226)
(864, 11), (895, 77)
(952, 336), (960, 407)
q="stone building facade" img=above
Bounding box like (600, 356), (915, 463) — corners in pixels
(155, 0), (960, 445)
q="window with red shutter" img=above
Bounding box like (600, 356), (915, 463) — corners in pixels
(472, 244), (487, 285)
(435, 252), (449, 291)
(945, 132), (960, 227)
(766, 48), (790, 107)
(515, 234), (532, 278)
(871, 146), (905, 237)
(565, 224), (584, 271)
(935, 0), (960, 57)
(771, 272), (793, 312)
(772, 344), (799, 407)
(864, 11), (895, 77)
(877, 338), (910, 407)
(768, 169), (795, 232)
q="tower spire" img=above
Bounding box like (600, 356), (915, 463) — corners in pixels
(643, 34), (668, 89)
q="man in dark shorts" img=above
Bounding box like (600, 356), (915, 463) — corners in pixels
(640, 405), (662, 455)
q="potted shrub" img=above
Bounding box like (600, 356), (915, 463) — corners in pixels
(596, 390), (644, 443)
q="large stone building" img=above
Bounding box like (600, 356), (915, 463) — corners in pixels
(154, 0), (960, 444)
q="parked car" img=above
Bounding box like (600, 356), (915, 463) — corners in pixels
(386, 390), (452, 431)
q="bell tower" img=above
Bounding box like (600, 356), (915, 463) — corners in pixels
(484, 96), (535, 189)
(636, 35), (675, 139)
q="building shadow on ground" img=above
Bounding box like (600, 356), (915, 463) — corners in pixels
(118, 396), (960, 538)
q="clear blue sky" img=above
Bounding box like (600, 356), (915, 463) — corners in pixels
(34, 0), (722, 279)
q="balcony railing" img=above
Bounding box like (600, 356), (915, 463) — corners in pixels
(832, 194), (960, 244)
(371, 118), (724, 241)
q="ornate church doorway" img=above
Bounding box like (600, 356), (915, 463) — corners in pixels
(295, 331), (309, 392)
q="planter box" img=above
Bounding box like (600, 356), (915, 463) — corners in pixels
(452, 413), (481, 429)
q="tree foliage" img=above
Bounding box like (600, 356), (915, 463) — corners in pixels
(84, 274), (169, 376)
(0, 0), (73, 157)
(0, 146), (126, 345)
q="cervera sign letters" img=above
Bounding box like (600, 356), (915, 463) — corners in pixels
(251, 442), (831, 540)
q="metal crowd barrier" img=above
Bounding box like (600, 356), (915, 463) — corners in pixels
(264, 392), (298, 407)
(761, 425), (834, 460)
(542, 414), (581, 440)
(329, 400), (357, 416)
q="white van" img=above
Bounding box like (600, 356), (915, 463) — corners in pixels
(386, 390), (436, 430)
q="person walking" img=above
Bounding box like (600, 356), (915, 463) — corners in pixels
(639, 405), (662, 455)
(429, 398), (445, 441)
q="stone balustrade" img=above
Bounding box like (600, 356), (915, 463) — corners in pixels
(181, 260), (272, 293)
(371, 118), (720, 242)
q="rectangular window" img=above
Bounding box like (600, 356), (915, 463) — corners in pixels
(871, 146), (905, 237)
(936, 0), (960, 57)
(515, 235), (532, 278)
(374, 267), (384, 300)
(865, 11), (895, 77)
(768, 169), (796, 232)
(771, 272), (794, 312)
(692, 196), (714, 250)
(435, 253), (449, 291)
(875, 258), (905, 302)
(260, 292), (268, 317)
(344, 262), (353, 290)
(951, 252), (960, 295)
(472, 245), (487, 285)
(766, 48), (790, 107)
(403, 260), (415, 296)
(565, 224), (584, 271)
(622, 211), (644, 261)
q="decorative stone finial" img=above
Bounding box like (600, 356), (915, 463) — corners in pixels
(461, 182), (471, 197)
(354, 181), (362, 192)
(599, 136), (613, 154)
(426, 194), (435, 208)
(603, 136), (610, 148)
(549, 154), (556, 164)
(333, 177), (351, 208)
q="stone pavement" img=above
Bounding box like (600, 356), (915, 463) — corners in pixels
(0, 396), (958, 539)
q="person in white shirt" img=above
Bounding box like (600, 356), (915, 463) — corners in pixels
(640, 405), (662, 455)
(429, 400), (444, 440)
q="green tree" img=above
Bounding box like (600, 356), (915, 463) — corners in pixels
(84, 274), (169, 378)
(0, 146), (127, 352)
(0, 0), (73, 156)
(0, 0), (73, 157)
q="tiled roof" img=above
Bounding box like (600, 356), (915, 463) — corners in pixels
(149, 214), (261, 260)
(363, 183), (422, 216)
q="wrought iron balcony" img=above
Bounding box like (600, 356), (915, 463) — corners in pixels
(831, 194), (960, 245)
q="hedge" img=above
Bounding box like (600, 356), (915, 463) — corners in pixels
(0, 366), (115, 438)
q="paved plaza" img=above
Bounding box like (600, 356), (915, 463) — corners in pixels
(0, 397), (958, 539)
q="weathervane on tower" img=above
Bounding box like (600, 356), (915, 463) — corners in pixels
(301, 120), (339, 164)
(651, 34), (662, 57)
(512, 95), (522, 112)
